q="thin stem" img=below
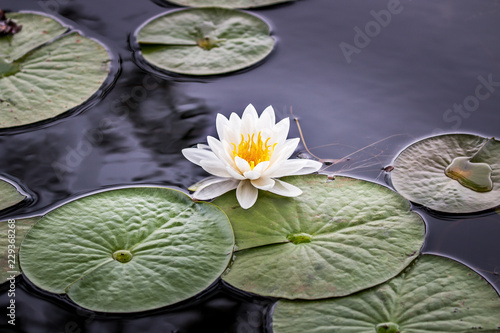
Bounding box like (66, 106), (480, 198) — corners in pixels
(290, 106), (322, 161)
(470, 137), (495, 163)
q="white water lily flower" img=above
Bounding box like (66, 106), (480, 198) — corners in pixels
(182, 104), (323, 209)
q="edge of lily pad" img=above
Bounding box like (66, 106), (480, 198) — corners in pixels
(271, 253), (500, 332)
(389, 132), (500, 214)
(0, 176), (30, 212)
(2, 10), (69, 62)
(133, 7), (275, 77)
(216, 173), (426, 300)
(163, 0), (296, 9)
(1, 11), (116, 131)
(18, 185), (236, 313)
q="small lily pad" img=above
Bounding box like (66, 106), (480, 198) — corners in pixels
(0, 12), (111, 128)
(0, 217), (40, 283)
(445, 156), (493, 192)
(164, 0), (295, 8)
(213, 174), (425, 299)
(391, 134), (500, 213)
(136, 8), (275, 75)
(0, 178), (26, 211)
(19, 187), (234, 312)
(273, 255), (500, 333)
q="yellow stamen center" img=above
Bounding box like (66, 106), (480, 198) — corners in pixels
(232, 132), (276, 169)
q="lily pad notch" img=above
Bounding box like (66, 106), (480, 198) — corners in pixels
(19, 187), (235, 313)
(0, 11), (112, 128)
(213, 174), (426, 300)
(0, 177), (28, 211)
(272, 254), (500, 333)
(136, 8), (275, 75)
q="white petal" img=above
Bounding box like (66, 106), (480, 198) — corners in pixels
(268, 179), (302, 197)
(251, 177), (275, 190)
(258, 105), (276, 128)
(264, 159), (322, 178)
(242, 104), (258, 135)
(243, 170), (261, 180)
(229, 112), (242, 131)
(193, 178), (239, 200)
(264, 159), (309, 178)
(221, 140), (238, 169)
(287, 159), (323, 175)
(226, 166), (246, 180)
(188, 176), (220, 191)
(252, 161), (270, 174)
(208, 136), (235, 168)
(223, 126), (240, 148)
(241, 124), (254, 140)
(206, 136), (224, 159)
(272, 117), (290, 144)
(268, 138), (300, 166)
(242, 104), (258, 121)
(236, 180), (258, 209)
(200, 159), (232, 178)
(234, 156), (251, 173)
(182, 148), (218, 166)
(216, 114), (230, 141)
(196, 143), (211, 150)
(260, 128), (273, 142)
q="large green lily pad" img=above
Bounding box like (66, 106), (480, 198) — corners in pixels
(0, 217), (40, 283)
(0, 178), (26, 211)
(0, 12), (111, 128)
(391, 134), (500, 213)
(273, 255), (500, 332)
(213, 174), (425, 299)
(19, 187), (234, 312)
(164, 0), (295, 8)
(136, 8), (275, 75)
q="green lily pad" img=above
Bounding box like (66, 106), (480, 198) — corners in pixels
(0, 12), (111, 128)
(136, 8), (275, 75)
(19, 187), (234, 312)
(164, 0), (295, 8)
(273, 255), (500, 333)
(213, 174), (425, 299)
(0, 178), (26, 211)
(0, 13), (67, 63)
(391, 134), (500, 213)
(0, 217), (40, 283)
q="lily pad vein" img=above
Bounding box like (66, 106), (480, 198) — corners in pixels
(63, 257), (114, 293)
(129, 205), (193, 252)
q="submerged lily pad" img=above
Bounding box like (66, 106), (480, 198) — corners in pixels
(0, 12), (111, 128)
(136, 8), (275, 75)
(164, 0), (295, 8)
(273, 255), (500, 332)
(0, 178), (26, 211)
(391, 134), (500, 213)
(19, 187), (234, 312)
(0, 217), (40, 283)
(213, 174), (425, 299)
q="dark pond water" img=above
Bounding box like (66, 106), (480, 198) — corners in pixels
(1, 0), (500, 332)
